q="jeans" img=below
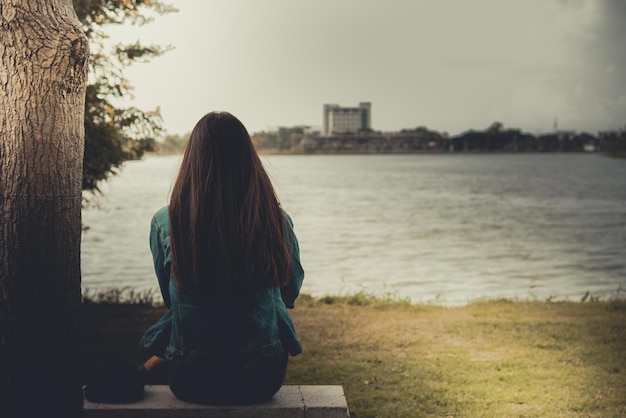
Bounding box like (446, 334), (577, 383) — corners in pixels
(168, 351), (289, 405)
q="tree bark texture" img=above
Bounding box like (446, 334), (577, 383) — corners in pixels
(0, 1), (88, 416)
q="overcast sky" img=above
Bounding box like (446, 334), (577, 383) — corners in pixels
(109, 0), (626, 136)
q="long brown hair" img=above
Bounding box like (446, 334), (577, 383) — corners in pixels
(169, 112), (291, 292)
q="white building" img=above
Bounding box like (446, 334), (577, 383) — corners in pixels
(323, 102), (371, 135)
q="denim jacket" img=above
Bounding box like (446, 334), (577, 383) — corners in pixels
(139, 206), (304, 365)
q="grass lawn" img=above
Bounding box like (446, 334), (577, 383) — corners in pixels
(81, 293), (626, 417)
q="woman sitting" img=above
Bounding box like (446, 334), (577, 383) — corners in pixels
(139, 111), (305, 405)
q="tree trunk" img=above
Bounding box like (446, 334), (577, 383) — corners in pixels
(0, 1), (88, 416)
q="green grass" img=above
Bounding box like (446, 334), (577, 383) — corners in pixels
(81, 293), (626, 417)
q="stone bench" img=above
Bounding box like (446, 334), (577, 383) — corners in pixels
(84, 385), (350, 418)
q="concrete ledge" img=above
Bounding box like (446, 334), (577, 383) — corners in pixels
(84, 385), (350, 418)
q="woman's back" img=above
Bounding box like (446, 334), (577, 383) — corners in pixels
(143, 206), (303, 366)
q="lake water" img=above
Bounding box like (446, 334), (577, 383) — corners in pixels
(81, 153), (626, 306)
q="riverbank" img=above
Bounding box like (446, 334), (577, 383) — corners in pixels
(81, 293), (625, 417)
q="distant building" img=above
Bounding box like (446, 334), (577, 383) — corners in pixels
(323, 102), (371, 135)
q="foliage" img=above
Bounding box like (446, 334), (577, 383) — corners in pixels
(82, 286), (158, 306)
(604, 129), (626, 158)
(73, 0), (177, 192)
(252, 126), (310, 152)
(253, 121), (626, 155)
(154, 132), (189, 154)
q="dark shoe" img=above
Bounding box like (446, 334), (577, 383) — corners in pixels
(84, 358), (145, 403)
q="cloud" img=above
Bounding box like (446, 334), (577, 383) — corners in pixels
(547, 0), (626, 131)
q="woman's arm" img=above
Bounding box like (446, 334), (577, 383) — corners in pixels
(281, 213), (304, 308)
(150, 212), (172, 309)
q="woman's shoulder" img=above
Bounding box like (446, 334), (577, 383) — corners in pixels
(152, 206), (170, 232)
(154, 205), (169, 220)
(282, 209), (294, 228)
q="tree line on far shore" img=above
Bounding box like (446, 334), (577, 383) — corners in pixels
(250, 122), (626, 156)
(146, 121), (626, 157)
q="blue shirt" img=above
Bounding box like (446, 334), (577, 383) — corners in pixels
(139, 206), (305, 365)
